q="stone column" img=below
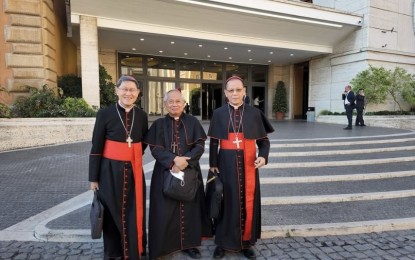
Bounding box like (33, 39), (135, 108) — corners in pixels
(80, 16), (100, 108)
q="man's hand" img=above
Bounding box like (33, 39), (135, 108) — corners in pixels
(90, 182), (99, 191)
(173, 156), (191, 170)
(210, 167), (219, 173)
(254, 157), (266, 169)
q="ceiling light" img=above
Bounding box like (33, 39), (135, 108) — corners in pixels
(184, 53), (188, 55)
(248, 49), (251, 52)
(159, 50), (164, 53)
(207, 55), (211, 58)
(229, 57), (232, 59)
(224, 47), (228, 50)
(249, 58), (253, 61)
(290, 53), (294, 56)
(198, 44), (203, 47)
(171, 41), (175, 44)
(140, 38), (144, 41)
(268, 60), (272, 63)
(270, 51), (274, 54)
(175, 0), (343, 28)
(132, 48), (136, 51)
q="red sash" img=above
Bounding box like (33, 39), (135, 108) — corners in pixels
(220, 133), (256, 241)
(103, 140), (144, 256)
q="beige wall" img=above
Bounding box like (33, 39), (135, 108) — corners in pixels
(309, 0), (415, 115)
(1, 0), (77, 106)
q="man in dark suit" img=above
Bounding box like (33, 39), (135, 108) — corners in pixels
(342, 85), (355, 130)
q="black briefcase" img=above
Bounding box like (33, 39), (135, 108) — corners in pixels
(90, 190), (104, 239)
(205, 170), (223, 219)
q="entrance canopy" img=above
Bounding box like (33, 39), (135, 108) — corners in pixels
(69, 0), (362, 65)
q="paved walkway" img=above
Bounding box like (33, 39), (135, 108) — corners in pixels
(1, 121), (415, 259)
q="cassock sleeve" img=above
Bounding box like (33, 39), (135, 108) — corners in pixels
(141, 111), (149, 154)
(89, 109), (106, 182)
(209, 138), (219, 167)
(183, 119), (206, 161)
(256, 137), (271, 164)
(144, 119), (176, 169)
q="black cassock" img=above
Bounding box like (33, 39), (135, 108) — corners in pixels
(144, 113), (212, 259)
(89, 103), (148, 259)
(208, 104), (274, 251)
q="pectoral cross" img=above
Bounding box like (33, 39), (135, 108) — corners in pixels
(126, 136), (133, 148)
(171, 142), (178, 153)
(233, 135), (242, 149)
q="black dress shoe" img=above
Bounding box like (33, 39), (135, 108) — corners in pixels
(213, 246), (225, 259)
(242, 248), (256, 259)
(183, 248), (201, 259)
(343, 126), (352, 130)
(361, 124), (367, 126)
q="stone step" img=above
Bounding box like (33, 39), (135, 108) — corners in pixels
(260, 176), (415, 197)
(259, 162), (415, 177)
(261, 197), (415, 226)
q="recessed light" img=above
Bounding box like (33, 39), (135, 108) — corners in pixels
(171, 41), (175, 44)
(248, 49), (251, 52)
(268, 60), (272, 63)
(249, 58), (253, 61)
(198, 44), (203, 47)
(224, 47), (228, 50)
(290, 53), (294, 56)
(159, 50), (164, 53)
(229, 57), (232, 59)
(140, 38), (145, 41)
(132, 48), (136, 51)
(184, 53), (188, 55)
(270, 51), (274, 54)
(207, 55), (211, 58)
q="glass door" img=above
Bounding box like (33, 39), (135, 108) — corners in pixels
(148, 81), (175, 117)
(180, 83), (201, 120)
(202, 83), (223, 120)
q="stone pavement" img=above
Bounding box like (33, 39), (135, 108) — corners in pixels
(1, 121), (415, 259)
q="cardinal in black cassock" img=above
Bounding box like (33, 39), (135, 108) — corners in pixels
(89, 76), (148, 259)
(208, 76), (274, 259)
(144, 89), (212, 259)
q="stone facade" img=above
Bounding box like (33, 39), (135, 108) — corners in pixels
(309, 0), (415, 115)
(0, 0), (77, 105)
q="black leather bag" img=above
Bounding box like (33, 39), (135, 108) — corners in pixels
(163, 166), (200, 202)
(205, 170), (223, 219)
(90, 190), (104, 239)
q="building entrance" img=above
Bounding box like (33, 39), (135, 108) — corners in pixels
(202, 83), (222, 120)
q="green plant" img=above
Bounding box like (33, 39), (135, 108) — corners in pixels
(402, 78), (415, 107)
(99, 65), (117, 107)
(61, 97), (96, 117)
(350, 65), (389, 108)
(388, 67), (413, 111)
(58, 74), (82, 98)
(13, 85), (65, 117)
(0, 103), (11, 118)
(319, 109), (331, 115)
(272, 81), (287, 113)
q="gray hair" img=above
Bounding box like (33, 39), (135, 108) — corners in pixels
(163, 89), (186, 102)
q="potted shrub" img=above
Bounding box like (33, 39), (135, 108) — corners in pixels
(272, 81), (287, 120)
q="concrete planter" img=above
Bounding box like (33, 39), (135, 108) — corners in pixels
(0, 118), (96, 152)
(316, 115), (415, 131)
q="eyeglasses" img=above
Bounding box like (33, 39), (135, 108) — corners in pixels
(118, 87), (139, 94)
(226, 88), (244, 94)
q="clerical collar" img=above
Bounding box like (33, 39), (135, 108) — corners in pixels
(168, 113), (182, 121)
(229, 102), (244, 110)
(117, 101), (134, 112)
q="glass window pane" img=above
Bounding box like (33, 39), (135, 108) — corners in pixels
(147, 57), (175, 78)
(225, 64), (248, 81)
(179, 60), (201, 79)
(202, 62), (222, 80)
(251, 65), (267, 82)
(180, 83), (201, 116)
(148, 81), (175, 116)
(120, 55), (144, 76)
